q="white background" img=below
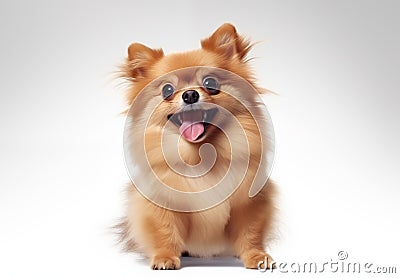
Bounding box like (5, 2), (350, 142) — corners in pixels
(0, 0), (399, 277)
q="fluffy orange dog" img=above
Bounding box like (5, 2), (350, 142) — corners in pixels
(117, 23), (277, 270)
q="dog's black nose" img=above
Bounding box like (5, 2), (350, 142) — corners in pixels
(182, 90), (199, 104)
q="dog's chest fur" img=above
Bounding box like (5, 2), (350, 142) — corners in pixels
(184, 201), (233, 256)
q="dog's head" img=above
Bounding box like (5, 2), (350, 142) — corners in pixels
(121, 23), (263, 144)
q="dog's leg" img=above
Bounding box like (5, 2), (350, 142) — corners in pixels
(226, 181), (277, 269)
(139, 207), (187, 270)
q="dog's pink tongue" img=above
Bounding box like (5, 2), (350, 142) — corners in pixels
(179, 111), (204, 142)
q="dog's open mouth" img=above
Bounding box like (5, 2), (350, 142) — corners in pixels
(167, 108), (218, 142)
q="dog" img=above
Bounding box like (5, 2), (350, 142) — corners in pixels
(117, 23), (277, 270)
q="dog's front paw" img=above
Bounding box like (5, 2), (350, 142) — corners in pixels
(151, 255), (181, 270)
(242, 251), (275, 269)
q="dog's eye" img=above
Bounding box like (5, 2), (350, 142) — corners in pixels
(203, 77), (220, 95)
(162, 84), (175, 99)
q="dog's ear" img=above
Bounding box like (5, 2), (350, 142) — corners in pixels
(201, 23), (252, 61)
(126, 43), (164, 79)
